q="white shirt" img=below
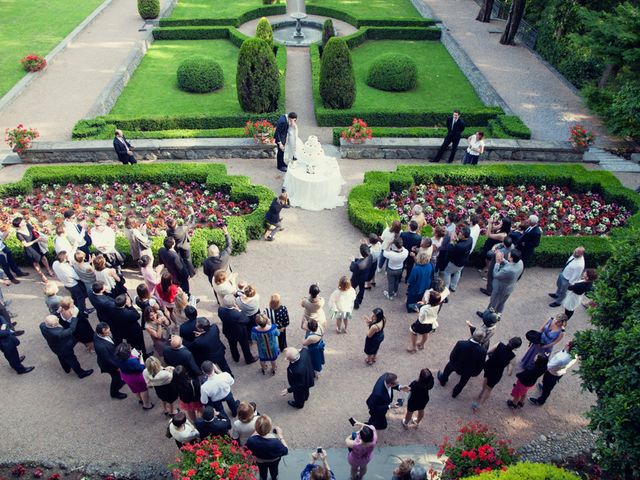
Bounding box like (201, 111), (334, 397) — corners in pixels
(169, 420), (199, 443)
(470, 224), (481, 251)
(329, 288), (357, 314)
(231, 416), (258, 445)
(561, 255), (585, 284)
(547, 350), (577, 376)
(383, 248), (409, 270)
(54, 235), (76, 255)
(380, 228), (396, 250)
(200, 372), (235, 404)
(52, 261), (79, 287)
(466, 135), (485, 155)
(418, 304), (439, 329)
(90, 226), (116, 253)
(64, 220), (86, 248)
(369, 242), (382, 261)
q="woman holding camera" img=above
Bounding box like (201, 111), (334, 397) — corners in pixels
(345, 420), (378, 480)
(246, 415), (289, 480)
(301, 449), (336, 480)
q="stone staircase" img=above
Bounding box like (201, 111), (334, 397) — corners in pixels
(584, 147), (640, 173)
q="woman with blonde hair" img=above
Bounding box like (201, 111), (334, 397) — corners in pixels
(263, 293), (289, 351)
(410, 205), (427, 231)
(143, 356), (178, 416)
(377, 220), (402, 272)
(252, 314), (280, 375)
(329, 276), (356, 334)
(172, 291), (189, 324)
(246, 415), (289, 480)
(93, 254), (123, 297)
(43, 282), (63, 315)
(231, 401), (259, 446)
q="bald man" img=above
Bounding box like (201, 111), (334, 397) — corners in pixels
(163, 335), (201, 377)
(280, 347), (315, 409)
(39, 314), (93, 378)
(113, 129), (136, 165)
(549, 247), (586, 307)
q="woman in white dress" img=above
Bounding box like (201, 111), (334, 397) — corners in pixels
(284, 117), (300, 165)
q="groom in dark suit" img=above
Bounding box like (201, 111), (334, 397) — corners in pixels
(274, 112), (297, 172)
(431, 110), (465, 163)
(366, 372), (410, 429)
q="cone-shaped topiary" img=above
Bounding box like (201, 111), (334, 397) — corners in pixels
(177, 56), (224, 93)
(366, 53), (418, 91)
(236, 38), (280, 113)
(320, 37), (356, 109)
(322, 19), (335, 48)
(138, 0), (160, 19)
(256, 17), (273, 46)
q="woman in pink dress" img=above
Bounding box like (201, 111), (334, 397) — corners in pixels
(345, 421), (377, 480)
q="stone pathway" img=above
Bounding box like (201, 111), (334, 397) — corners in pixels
(584, 148), (640, 173)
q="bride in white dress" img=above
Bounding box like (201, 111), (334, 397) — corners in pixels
(284, 117), (301, 165)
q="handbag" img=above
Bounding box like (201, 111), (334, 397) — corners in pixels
(525, 330), (543, 345)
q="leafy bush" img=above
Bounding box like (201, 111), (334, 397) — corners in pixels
(320, 37), (356, 109)
(171, 437), (257, 479)
(138, 0), (160, 19)
(322, 19), (335, 47)
(176, 56), (224, 93)
(466, 462), (580, 480)
(495, 115), (531, 139)
(574, 228), (640, 478)
(256, 17), (273, 45)
(605, 80), (640, 140)
(236, 38), (280, 113)
(366, 53), (417, 91)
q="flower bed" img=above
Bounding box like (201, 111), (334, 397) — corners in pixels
(171, 436), (257, 479)
(348, 164), (640, 267)
(378, 184), (631, 236)
(0, 163), (274, 267)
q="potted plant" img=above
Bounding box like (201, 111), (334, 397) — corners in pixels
(245, 119), (275, 144)
(5, 124), (40, 155)
(341, 118), (373, 144)
(20, 54), (47, 72)
(569, 124), (595, 150)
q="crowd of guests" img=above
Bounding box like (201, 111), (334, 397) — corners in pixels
(0, 205), (596, 480)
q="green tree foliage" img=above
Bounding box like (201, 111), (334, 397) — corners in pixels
(574, 228), (640, 478)
(176, 56), (224, 93)
(137, 0), (160, 19)
(366, 53), (417, 91)
(466, 462), (580, 480)
(319, 37), (356, 109)
(236, 38), (280, 113)
(256, 17), (273, 46)
(322, 19), (335, 47)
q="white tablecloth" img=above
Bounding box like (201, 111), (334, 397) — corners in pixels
(283, 159), (345, 211)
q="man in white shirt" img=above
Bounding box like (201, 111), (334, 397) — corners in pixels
(549, 247), (585, 307)
(469, 215), (481, 252)
(90, 218), (122, 271)
(529, 342), (578, 406)
(382, 238), (409, 300)
(63, 210), (88, 255)
(52, 251), (93, 314)
(54, 225), (77, 256)
(200, 360), (238, 417)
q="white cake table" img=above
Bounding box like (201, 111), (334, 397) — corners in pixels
(283, 159), (345, 211)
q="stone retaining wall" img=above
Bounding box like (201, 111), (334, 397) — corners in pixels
(20, 139), (275, 163)
(340, 138), (588, 162)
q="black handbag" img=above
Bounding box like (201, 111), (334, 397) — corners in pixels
(525, 330), (543, 345)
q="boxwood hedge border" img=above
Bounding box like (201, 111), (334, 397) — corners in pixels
(0, 163), (275, 267)
(159, 5), (287, 28)
(348, 164), (640, 268)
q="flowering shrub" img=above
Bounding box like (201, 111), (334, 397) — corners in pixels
(378, 183), (631, 236)
(341, 118), (373, 143)
(20, 54), (46, 72)
(5, 124), (39, 155)
(569, 124), (595, 149)
(171, 436), (257, 480)
(437, 421), (517, 479)
(244, 120), (275, 142)
(0, 181), (256, 235)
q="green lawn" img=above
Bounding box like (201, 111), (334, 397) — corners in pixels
(111, 40), (244, 116)
(306, 0), (422, 20)
(168, 0), (270, 19)
(350, 40), (484, 112)
(0, 0), (103, 97)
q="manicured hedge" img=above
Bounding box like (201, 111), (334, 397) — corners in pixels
(332, 126), (482, 145)
(152, 25), (250, 47)
(73, 125), (245, 141)
(341, 26), (441, 49)
(159, 5), (286, 27)
(466, 462), (580, 480)
(0, 164), (275, 267)
(304, 5), (436, 28)
(348, 164), (640, 268)
(495, 115), (531, 139)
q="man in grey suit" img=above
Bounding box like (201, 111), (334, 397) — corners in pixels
(477, 249), (523, 317)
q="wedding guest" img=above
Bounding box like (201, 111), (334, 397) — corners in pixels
(263, 192), (290, 241)
(468, 214), (481, 252)
(508, 354), (548, 409)
(462, 131), (485, 165)
(477, 249), (523, 316)
(530, 342), (578, 406)
(213, 269), (238, 303)
(402, 368), (434, 428)
(329, 276), (356, 334)
(416, 237), (433, 264)
(563, 269), (597, 319)
(0, 226), (28, 284)
(466, 310), (500, 350)
(377, 220), (402, 272)
(203, 225), (232, 284)
(345, 421), (377, 480)
(72, 251), (96, 294)
(144, 306), (171, 357)
(437, 330), (487, 398)
(363, 308), (385, 366)
(190, 316), (233, 375)
(237, 284), (261, 332)
(143, 356), (178, 415)
(406, 251), (433, 313)
(195, 405), (231, 439)
(63, 210), (90, 256)
(263, 293), (289, 351)
(434, 224), (453, 274)
(430, 226), (446, 270)
(364, 234), (381, 289)
(549, 247), (586, 307)
(301, 449), (336, 480)
(366, 372), (409, 430)
(391, 459), (416, 480)
(200, 360), (238, 417)
(172, 364), (202, 421)
(13, 216), (53, 282)
(90, 217), (123, 271)
(300, 284), (326, 330)
(480, 215), (512, 273)
(138, 255), (162, 294)
(52, 251), (91, 314)
(472, 336), (522, 412)
(410, 205), (427, 231)
(115, 341), (153, 409)
(302, 319), (325, 378)
(54, 225), (76, 256)
(58, 296), (94, 352)
(172, 291), (190, 324)
(89, 281), (116, 326)
(113, 129), (137, 165)
(480, 236), (514, 296)
(93, 254), (124, 298)
(281, 347), (315, 409)
(166, 215), (196, 277)
(40, 314), (93, 378)
(246, 415), (289, 480)
(111, 295), (145, 354)
(168, 412), (199, 448)
(231, 402), (259, 446)
(178, 305), (198, 343)
(408, 291), (440, 353)
(400, 221), (422, 281)
(158, 236), (191, 295)
(155, 271), (180, 311)
(134, 283), (160, 318)
(163, 335), (201, 378)
(93, 322), (126, 399)
(44, 282), (63, 315)
(520, 313), (567, 370)
(426, 277), (450, 312)
(252, 313), (280, 375)
(0, 315), (33, 374)
(219, 294), (255, 364)
(430, 109), (465, 163)
(442, 226), (473, 293)
(124, 216), (152, 262)
(349, 244), (371, 311)
(515, 214), (541, 266)
(382, 238), (409, 300)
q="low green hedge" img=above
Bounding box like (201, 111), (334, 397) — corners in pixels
(348, 164), (640, 268)
(73, 126), (246, 141)
(304, 5), (436, 28)
(496, 115), (531, 139)
(0, 164), (275, 267)
(152, 25), (250, 47)
(341, 26), (441, 49)
(333, 126), (490, 145)
(159, 5), (286, 27)
(466, 462), (580, 480)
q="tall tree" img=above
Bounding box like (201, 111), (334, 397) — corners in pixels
(476, 0), (494, 23)
(499, 0), (526, 45)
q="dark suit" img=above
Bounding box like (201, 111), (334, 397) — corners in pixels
(218, 306), (254, 364)
(203, 233), (232, 285)
(89, 293), (116, 325)
(40, 317), (85, 375)
(110, 306), (144, 352)
(179, 318), (198, 343)
(350, 256), (372, 308)
(94, 334), (126, 397)
(274, 114), (289, 170)
(0, 316), (27, 373)
(167, 225), (195, 277)
(286, 348), (315, 408)
(158, 247), (190, 294)
(186, 324), (232, 375)
(515, 226), (541, 266)
(163, 345), (201, 378)
(195, 411), (231, 439)
(400, 231), (422, 280)
(366, 374), (400, 430)
(433, 116), (466, 163)
(439, 339), (487, 397)
(113, 136), (136, 164)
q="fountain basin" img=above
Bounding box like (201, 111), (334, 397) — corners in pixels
(272, 20), (325, 47)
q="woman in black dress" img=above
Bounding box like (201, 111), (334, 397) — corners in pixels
(363, 308), (385, 365)
(472, 336), (522, 412)
(263, 192), (290, 241)
(12, 217), (53, 282)
(480, 215), (512, 271)
(403, 368), (434, 428)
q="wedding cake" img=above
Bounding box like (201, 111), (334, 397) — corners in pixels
(299, 135), (326, 168)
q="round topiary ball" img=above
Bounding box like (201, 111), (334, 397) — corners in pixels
(138, 0), (160, 19)
(366, 53), (418, 92)
(176, 56), (224, 93)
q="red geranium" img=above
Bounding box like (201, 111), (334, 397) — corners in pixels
(342, 118), (373, 143)
(20, 54), (47, 72)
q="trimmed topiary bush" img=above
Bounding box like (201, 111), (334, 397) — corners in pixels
(256, 17), (273, 46)
(320, 37), (356, 109)
(177, 56), (224, 93)
(236, 38), (280, 113)
(322, 19), (335, 47)
(466, 462), (580, 480)
(138, 0), (160, 19)
(366, 53), (417, 91)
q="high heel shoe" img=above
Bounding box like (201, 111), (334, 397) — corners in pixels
(261, 367), (265, 375)
(271, 368), (277, 376)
